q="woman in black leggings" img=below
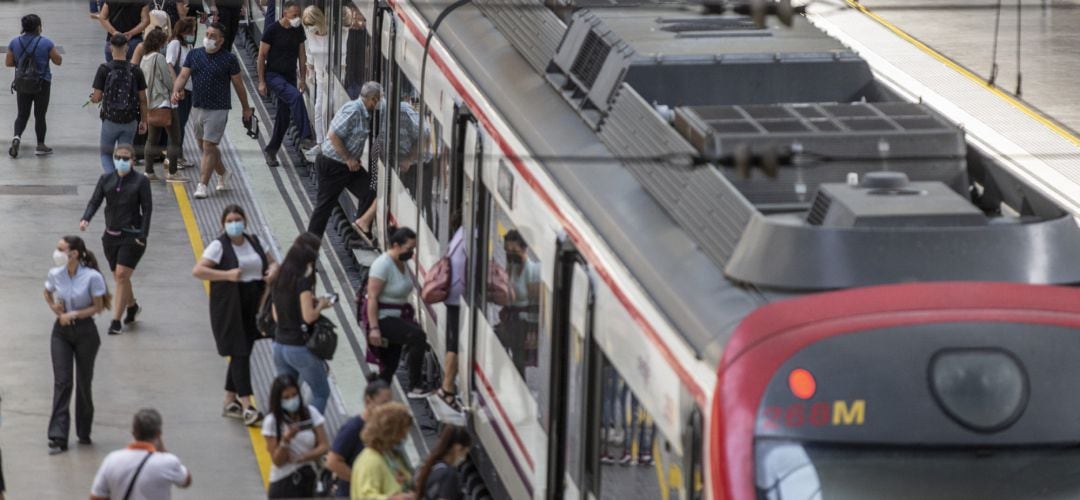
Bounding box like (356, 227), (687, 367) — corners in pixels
(6, 14), (62, 158)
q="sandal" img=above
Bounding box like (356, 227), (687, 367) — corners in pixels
(437, 388), (462, 412)
(351, 221), (376, 246)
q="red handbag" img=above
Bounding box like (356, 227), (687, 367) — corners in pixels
(487, 261), (513, 306)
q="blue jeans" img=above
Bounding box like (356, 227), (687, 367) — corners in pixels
(265, 71), (312, 153)
(104, 35), (141, 62)
(99, 119), (137, 173)
(272, 342), (330, 413)
(89, 0), (100, 14)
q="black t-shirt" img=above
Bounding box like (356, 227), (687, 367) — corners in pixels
(261, 21), (306, 81)
(421, 462), (462, 500)
(105, 1), (148, 40)
(273, 276), (314, 345)
(92, 61), (148, 123)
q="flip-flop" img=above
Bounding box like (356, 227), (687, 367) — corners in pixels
(351, 222), (375, 245)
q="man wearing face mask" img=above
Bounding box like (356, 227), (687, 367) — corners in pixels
(171, 23), (253, 199)
(80, 144), (153, 336)
(258, 0), (313, 167)
(307, 81), (382, 238)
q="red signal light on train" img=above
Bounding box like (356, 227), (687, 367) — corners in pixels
(788, 368), (816, 400)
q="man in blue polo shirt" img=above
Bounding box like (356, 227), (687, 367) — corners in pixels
(170, 23), (253, 200)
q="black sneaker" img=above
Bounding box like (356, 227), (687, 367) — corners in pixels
(124, 303), (141, 325)
(35, 144), (53, 156)
(8, 137), (19, 158)
(108, 319), (123, 335)
(48, 441), (68, 455)
(77, 437), (93, 445)
(264, 149), (280, 167)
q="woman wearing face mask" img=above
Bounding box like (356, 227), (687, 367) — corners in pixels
(165, 18), (195, 169)
(415, 426), (471, 500)
(192, 205), (278, 426)
(351, 402), (416, 500)
(43, 236), (112, 455)
(138, 29), (179, 181)
(302, 5), (329, 149)
(366, 227), (431, 398)
(271, 232), (332, 413)
(262, 374), (329, 498)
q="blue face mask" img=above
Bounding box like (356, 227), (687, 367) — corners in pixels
(281, 396), (301, 413)
(225, 220), (245, 237)
(184, 34), (196, 45)
(114, 158), (132, 175)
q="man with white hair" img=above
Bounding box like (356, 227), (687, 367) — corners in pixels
(307, 81), (382, 238)
(90, 408), (192, 500)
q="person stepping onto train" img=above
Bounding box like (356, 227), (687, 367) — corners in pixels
(80, 143), (152, 336)
(306, 81), (382, 238)
(258, 0), (315, 167)
(414, 425), (471, 500)
(192, 205), (278, 427)
(325, 376), (393, 497)
(366, 227), (432, 399)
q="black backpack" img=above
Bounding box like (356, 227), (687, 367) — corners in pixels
(10, 36), (43, 95)
(101, 62), (139, 123)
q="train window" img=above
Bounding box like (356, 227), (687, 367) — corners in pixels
(337, 1), (368, 99)
(483, 207), (548, 392)
(420, 115), (451, 239)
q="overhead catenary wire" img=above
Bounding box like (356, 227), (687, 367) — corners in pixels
(988, 0), (1003, 85)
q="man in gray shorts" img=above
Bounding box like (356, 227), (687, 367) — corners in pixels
(170, 23), (253, 199)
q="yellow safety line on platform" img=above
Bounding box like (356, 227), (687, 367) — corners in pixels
(844, 0), (1080, 148)
(172, 181), (272, 489)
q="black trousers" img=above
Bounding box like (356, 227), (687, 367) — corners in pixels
(217, 6), (242, 53)
(225, 355), (252, 397)
(48, 318), (101, 444)
(307, 154), (374, 237)
(376, 316), (427, 389)
(267, 465), (316, 498)
(14, 81), (51, 144)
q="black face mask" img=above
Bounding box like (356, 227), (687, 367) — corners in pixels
(507, 252), (523, 265)
(398, 250), (414, 262)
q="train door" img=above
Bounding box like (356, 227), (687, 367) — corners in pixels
(547, 241), (595, 500)
(461, 120), (485, 412)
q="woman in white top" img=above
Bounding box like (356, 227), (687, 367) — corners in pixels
(165, 18), (195, 169)
(192, 205), (278, 426)
(138, 29), (179, 181)
(366, 227), (431, 398)
(262, 374), (329, 498)
(302, 6), (330, 148)
(44, 236), (111, 455)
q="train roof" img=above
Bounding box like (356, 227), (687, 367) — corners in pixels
(407, 0), (1080, 364)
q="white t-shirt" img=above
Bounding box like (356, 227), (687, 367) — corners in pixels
(305, 32), (329, 77)
(261, 405), (326, 483)
(165, 40), (192, 91)
(90, 447), (189, 500)
(202, 238), (264, 282)
(369, 253), (413, 318)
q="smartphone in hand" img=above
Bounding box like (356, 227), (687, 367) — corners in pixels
(323, 292), (339, 305)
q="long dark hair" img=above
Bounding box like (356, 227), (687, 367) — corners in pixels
(416, 426), (471, 497)
(268, 374), (310, 439)
(274, 232), (321, 294)
(171, 18), (195, 44)
(62, 235), (112, 310)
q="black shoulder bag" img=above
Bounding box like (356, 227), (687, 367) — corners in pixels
(303, 316), (338, 360)
(122, 451), (154, 500)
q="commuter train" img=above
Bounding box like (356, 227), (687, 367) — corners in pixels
(267, 0), (1080, 498)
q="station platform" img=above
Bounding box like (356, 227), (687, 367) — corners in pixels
(806, 0), (1080, 215)
(0, 1), (430, 497)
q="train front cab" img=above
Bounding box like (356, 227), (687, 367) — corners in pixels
(711, 282), (1080, 500)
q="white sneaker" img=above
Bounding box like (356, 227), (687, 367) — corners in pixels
(216, 171), (229, 191)
(193, 183), (209, 199)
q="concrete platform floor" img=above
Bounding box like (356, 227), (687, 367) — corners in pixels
(0, 1), (265, 497)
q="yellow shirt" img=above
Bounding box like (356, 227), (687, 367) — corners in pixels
(350, 448), (412, 500)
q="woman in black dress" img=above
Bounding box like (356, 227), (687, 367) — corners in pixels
(192, 205), (278, 426)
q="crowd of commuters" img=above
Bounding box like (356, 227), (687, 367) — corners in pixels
(7, 4), (478, 499)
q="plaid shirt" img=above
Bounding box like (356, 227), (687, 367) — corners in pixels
(320, 99), (370, 163)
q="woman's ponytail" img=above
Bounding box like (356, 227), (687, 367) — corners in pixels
(63, 236), (112, 311)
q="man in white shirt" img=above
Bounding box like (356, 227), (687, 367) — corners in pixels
(90, 408), (192, 500)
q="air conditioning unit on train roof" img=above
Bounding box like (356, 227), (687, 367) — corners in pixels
(546, 8), (885, 126)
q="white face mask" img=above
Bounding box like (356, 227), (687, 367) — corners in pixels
(204, 38), (218, 51)
(53, 249), (70, 267)
(289, 17), (302, 28)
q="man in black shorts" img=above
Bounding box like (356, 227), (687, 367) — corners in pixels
(80, 143), (153, 335)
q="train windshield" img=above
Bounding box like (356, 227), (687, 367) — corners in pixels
(755, 440), (1080, 500)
